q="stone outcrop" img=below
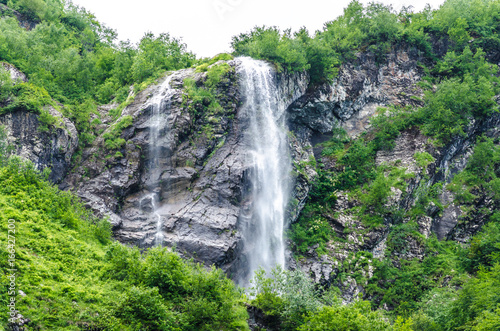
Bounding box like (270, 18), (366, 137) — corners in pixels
(285, 45), (500, 303)
(63, 59), (308, 277)
(285, 46), (428, 291)
(0, 106), (78, 183)
(0, 64), (78, 183)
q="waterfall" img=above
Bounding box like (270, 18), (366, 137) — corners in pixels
(237, 57), (291, 285)
(141, 74), (175, 246)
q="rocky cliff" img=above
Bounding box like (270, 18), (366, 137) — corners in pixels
(285, 44), (431, 292)
(61, 59), (308, 278)
(0, 64), (78, 183)
(285, 44), (500, 302)
(2, 46), (498, 292)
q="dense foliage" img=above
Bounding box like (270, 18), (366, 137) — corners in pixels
(249, 266), (395, 331)
(231, 1), (431, 84)
(0, 0), (195, 147)
(0, 149), (248, 330)
(231, 0), (500, 86)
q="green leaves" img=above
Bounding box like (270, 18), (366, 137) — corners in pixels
(448, 263), (500, 329)
(448, 136), (500, 204)
(0, 156), (249, 330)
(251, 266), (391, 331)
(102, 115), (133, 151)
(232, 26), (310, 73)
(298, 301), (390, 331)
(113, 286), (178, 331)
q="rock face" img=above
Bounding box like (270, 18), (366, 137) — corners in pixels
(63, 59), (308, 277)
(0, 64), (78, 183)
(0, 107), (78, 182)
(2, 42), (496, 295)
(288, 45), (426, 139)
(0, 63), (78, 183)
(1, 62), (28, 83)
(285, 44), (500, 303)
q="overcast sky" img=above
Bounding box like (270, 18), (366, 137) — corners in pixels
(71, 0), (446, 58)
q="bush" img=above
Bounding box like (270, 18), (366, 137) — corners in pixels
(250, 266), (321, 330)
(0, 151), (249, 330)
(448, 263), (500, 329)
(103, 115), (133, 150)
(0, 65), (14, 104)
(113, 286), (179, 331)
(298, 300), (390, 331)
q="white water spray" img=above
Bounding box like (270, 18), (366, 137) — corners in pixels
(141, 75), (175, 246)
(238, 57), (291, 285)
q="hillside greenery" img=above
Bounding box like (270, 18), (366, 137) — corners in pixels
(0, 0), (195, 147)
(1, 0), (500, 330)
(232, 0), (500, 85)
(285, 0), (500, 330)
(0, 146), (249, 330)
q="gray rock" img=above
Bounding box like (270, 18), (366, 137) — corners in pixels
(64, 59), (308, 278)
(1, 62), (27, 83)
(0, 106), (78, 183)
(288, 46), (425, 137)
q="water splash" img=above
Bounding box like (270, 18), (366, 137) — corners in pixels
(237, 57), (291, 285)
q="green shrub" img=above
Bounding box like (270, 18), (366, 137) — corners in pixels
(298, 300), (390, 331)
(103, 115), (133, 150)
(205, 63), (231, 88)
(251, 266), (321, 330)
(102, 241), (143, 282)
(448, 263), (500, 329)
(0, 154), (249, 330)
(0, 65), (14, 104)
(448, 136), (500, 204)
(113, 286), (179, 331)
(414, 151), (435, 169)
(232, 26), (310, 73)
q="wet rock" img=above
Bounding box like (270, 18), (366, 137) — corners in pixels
(64, 59), (308, 277)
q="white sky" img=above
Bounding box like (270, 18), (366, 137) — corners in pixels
(71, 0), (446, 58)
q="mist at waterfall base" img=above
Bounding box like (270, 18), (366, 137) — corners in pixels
(237, 57), (292, 287)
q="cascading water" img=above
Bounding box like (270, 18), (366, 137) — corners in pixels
(238, 57), (292, 285)
(140, 74), (175, 246)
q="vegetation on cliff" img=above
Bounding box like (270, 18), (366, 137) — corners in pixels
(1, 0), (500, 330)
(0, 145), (248, 330)
(280, 0), (500, 330)
(0, 0), (195, 148)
